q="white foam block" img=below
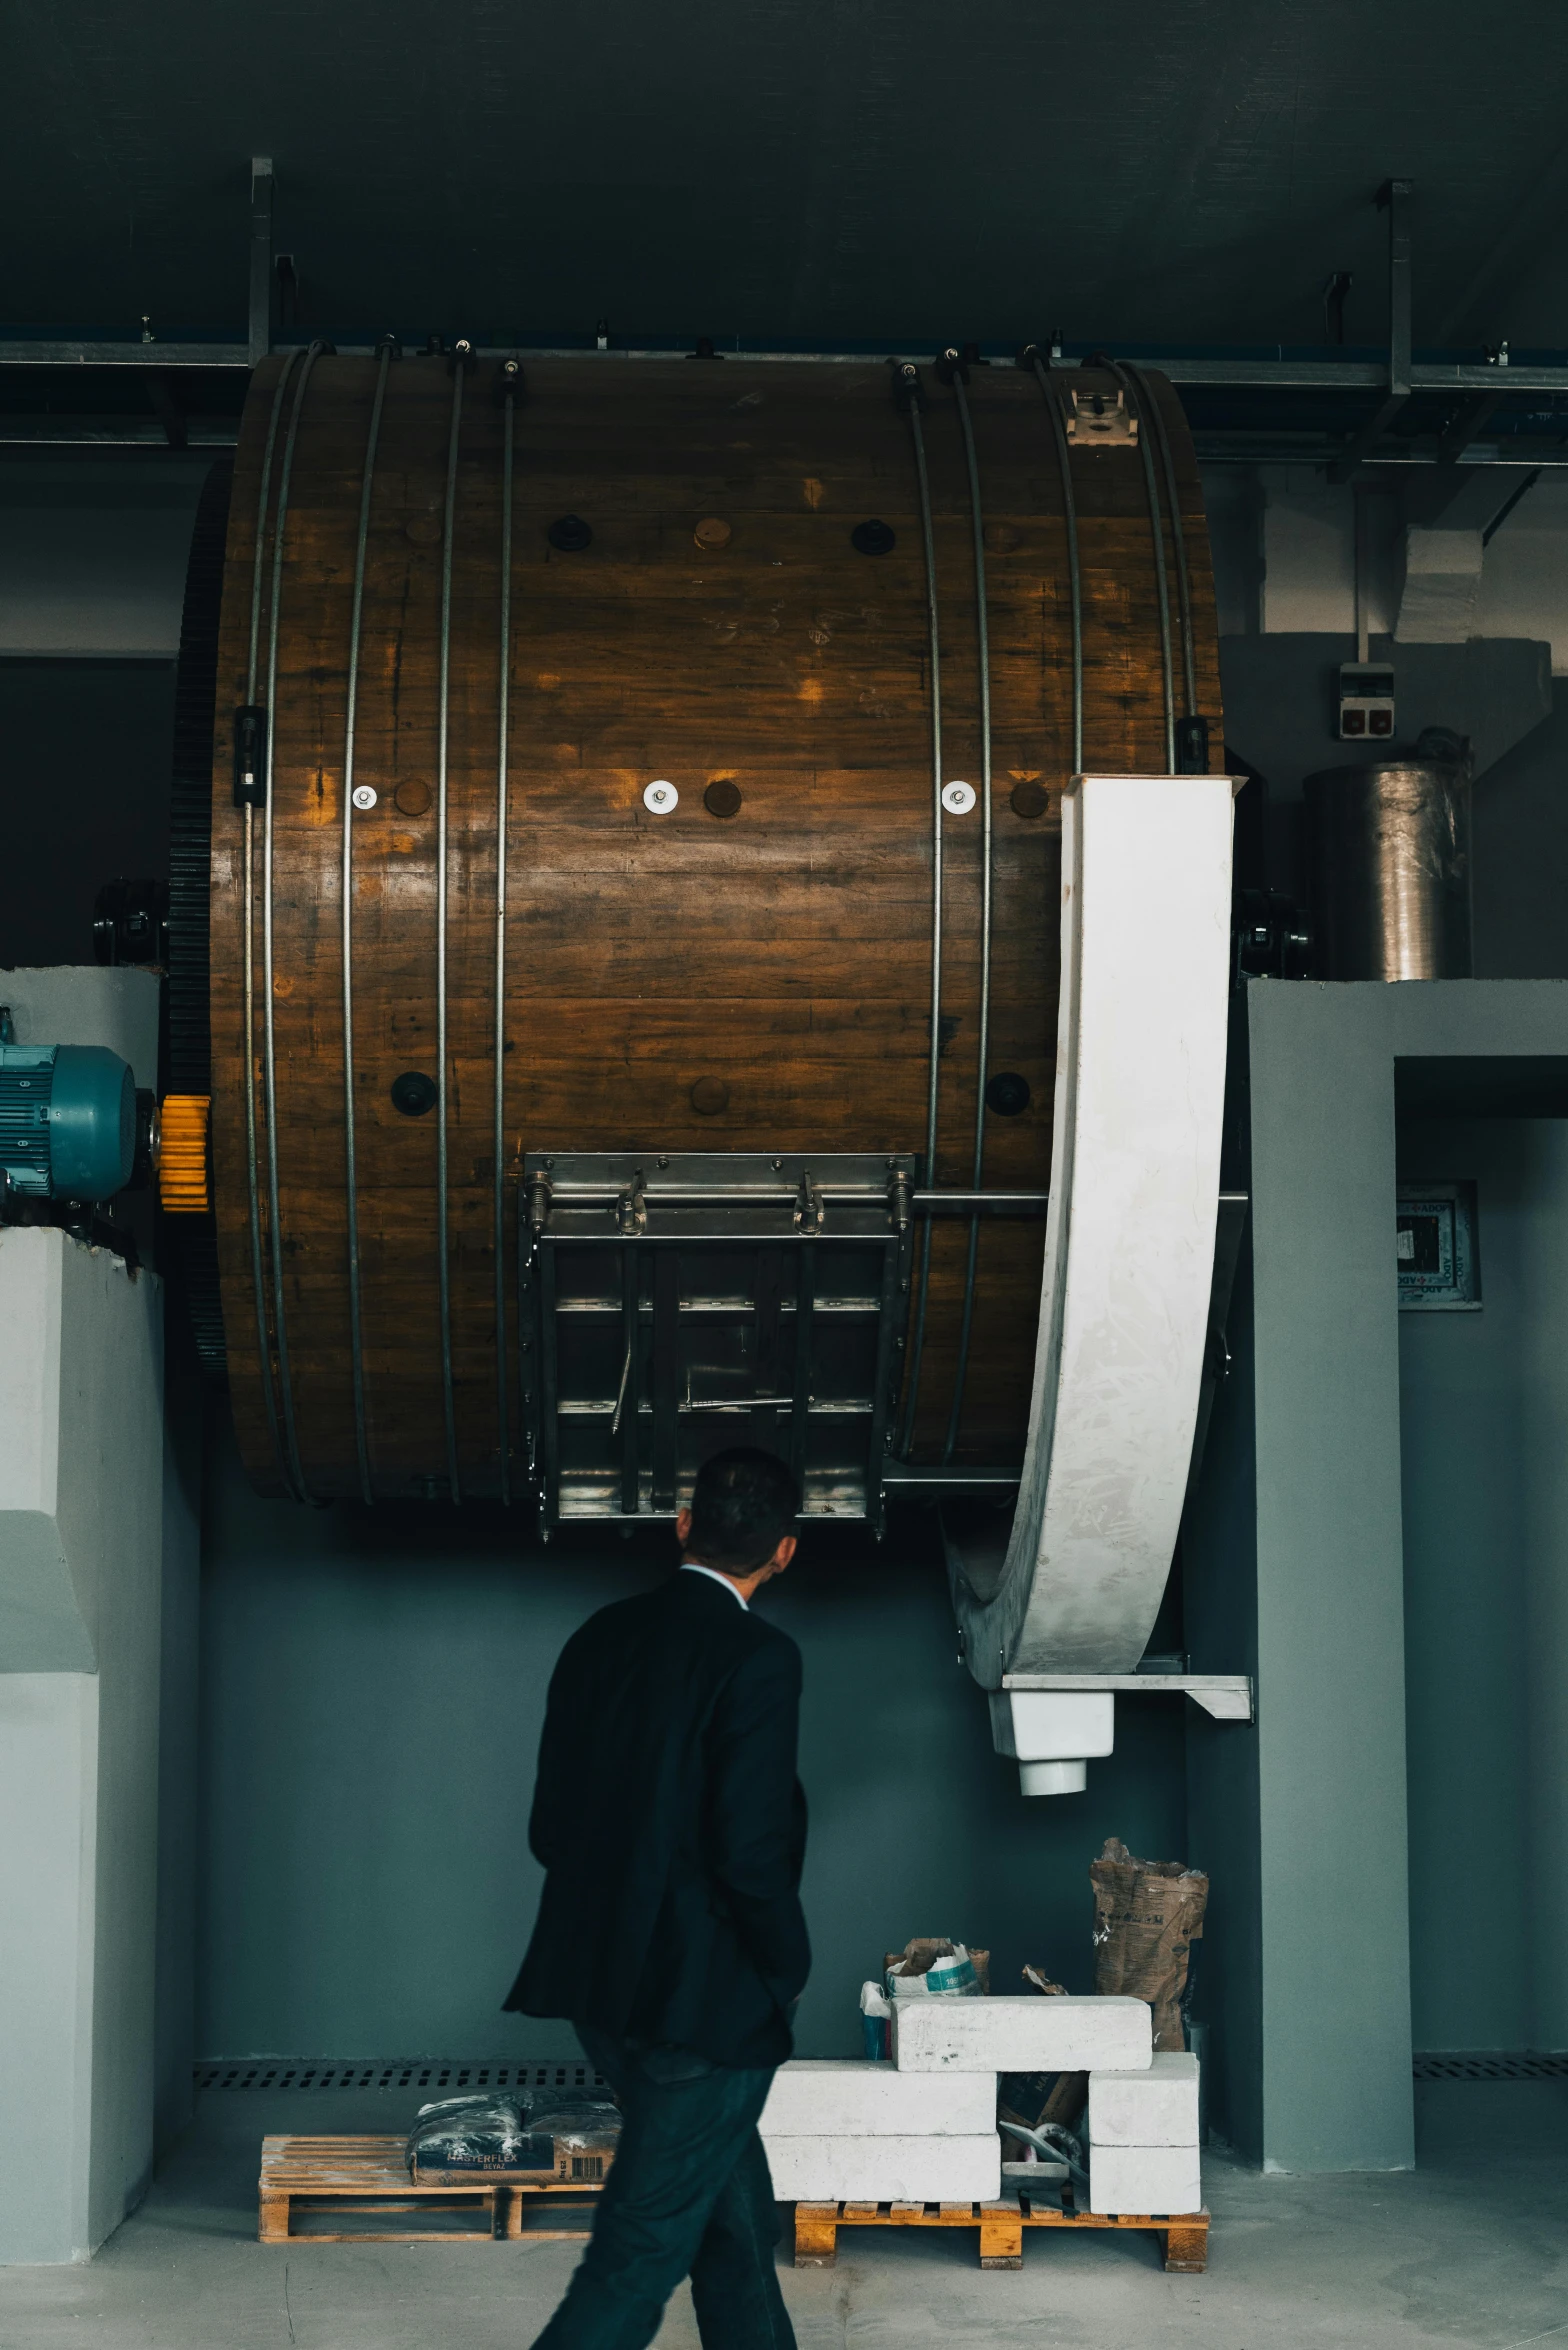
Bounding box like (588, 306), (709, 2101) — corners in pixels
(1089, 2052), (1200, 2147)
(761, 2134), (1001, 2205)
(1089, 2143), (1202, 2216)
(759, 2060), (996, 2137)
(893, 1996), (1151, 2074)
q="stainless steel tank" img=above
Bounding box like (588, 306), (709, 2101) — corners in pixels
(1305, 759), (1472, 980)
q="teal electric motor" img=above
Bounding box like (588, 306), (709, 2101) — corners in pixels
(0, 1034), (138, 1203)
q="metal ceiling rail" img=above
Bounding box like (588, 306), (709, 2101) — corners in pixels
(5, 343), (1568, 394)
(6, 162), (1568, 428)
(0, 342), (251, 367)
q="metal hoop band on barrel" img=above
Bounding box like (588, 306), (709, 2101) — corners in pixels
(494, 377), (517, 1504)
(897, 371), (945, 1458)
(944, 366), (994, 1465)
(241, 349), (300, 1494)
(1102, 358), (1175, 772)
(1126, 361), (1197, 722)
(340, 346), (391, 1506)
(261, 341), (327, 1505)
(1024, 349), (1084, 774)
(436, 363), (465, 1504)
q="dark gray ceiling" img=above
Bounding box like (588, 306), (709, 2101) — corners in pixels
(5, 1), (1568, 350)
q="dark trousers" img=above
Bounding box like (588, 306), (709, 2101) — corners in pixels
(530, 2028), (796, 2350)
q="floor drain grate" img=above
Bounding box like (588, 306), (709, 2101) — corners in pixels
(193, 2058), (605, 2094)
(1414, 2052), (1568, 2082)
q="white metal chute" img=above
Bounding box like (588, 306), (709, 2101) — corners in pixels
(948, 773), (1235, 1692)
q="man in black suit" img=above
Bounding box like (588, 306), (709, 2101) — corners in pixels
(507, 1447), (808, 2350)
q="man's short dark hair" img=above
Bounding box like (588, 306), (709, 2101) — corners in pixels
(685, 1447), (801, 1572)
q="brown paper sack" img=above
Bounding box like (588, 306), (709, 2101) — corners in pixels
(1089, 1837), (1208, 2052)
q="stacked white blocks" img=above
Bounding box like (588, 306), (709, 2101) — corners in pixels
(759, 2061), (999, 2202)
(1087, 2053), (1201, 2215)
(761, 2003), (1201, 2218)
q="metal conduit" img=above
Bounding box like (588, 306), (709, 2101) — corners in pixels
(1128, 362), (1197, 720)
(896, 367), (944, 1459)
(943, 365), (993, 1465)
(436, 362), (465, 1503)
(1025, 348), (1084, 774)
(340, 344), (391, 1506)
(1102, 358), (1176, 771)
(261, 341), (328, 1505)
(241, 350), (299, 1494)
(494, 370), (518, 1504)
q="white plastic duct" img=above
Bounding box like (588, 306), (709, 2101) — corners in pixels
(949, 772), (1235, 1696)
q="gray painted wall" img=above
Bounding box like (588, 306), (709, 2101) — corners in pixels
(1397, 1116), (1568, 2055)
(1472, 686), (1568, 981)
(195, 1425), (1191, 2062)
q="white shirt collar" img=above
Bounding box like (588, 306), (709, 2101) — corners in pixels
(681, 1562), (748, 1610)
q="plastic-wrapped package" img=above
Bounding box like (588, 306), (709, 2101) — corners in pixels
(408, 2094), (623, 2186)
(528, 2100), (623, 2184)
(404, 2094), (534, 2176)
(883, 1938), (989, 1999)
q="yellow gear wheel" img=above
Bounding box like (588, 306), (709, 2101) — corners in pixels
(158, 1094), (211, 1214)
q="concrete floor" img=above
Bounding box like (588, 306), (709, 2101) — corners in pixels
(1, 2081), (1563, 2348)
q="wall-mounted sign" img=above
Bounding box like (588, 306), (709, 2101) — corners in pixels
(1397, 1179), (1480, 1309)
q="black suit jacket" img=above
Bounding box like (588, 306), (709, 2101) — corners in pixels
(505, 1569), (810, 2069)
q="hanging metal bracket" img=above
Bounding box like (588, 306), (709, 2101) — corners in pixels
(1329, 177), (1414, 481)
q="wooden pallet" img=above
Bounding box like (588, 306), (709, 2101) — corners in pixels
(257, 2137), (1206, 2273)
(258, 2136), (604, 2243)
(793, 2192), (1209, 2272)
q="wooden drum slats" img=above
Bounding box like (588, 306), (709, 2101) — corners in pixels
(208, 355), (1222, 1501)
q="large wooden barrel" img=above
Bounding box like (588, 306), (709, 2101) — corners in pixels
(203, 348), (1222, 1504)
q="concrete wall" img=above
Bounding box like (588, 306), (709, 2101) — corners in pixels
(0, 462), (206, 660)
(1206, 464), (1568, 674)
(1471, 685), (1568, 982)
(0, 1231), (164, 2261)
(1397, 1116), (1568, 2055)
(195, 1422), (1191, 2062)
(0, 661), (179, 972)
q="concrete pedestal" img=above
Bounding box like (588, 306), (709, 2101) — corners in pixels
(1185, 978), (1568, 2173)
(0, 1228), (163, 2261)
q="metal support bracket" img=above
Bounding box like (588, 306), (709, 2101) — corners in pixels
(519, 1151), (915, 1531)
(1003, 1671), (1254, 1723)
(1329, 177), (1413, 481)
(248, 157), (274, 366)
(1437, 389), (1504, 465)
